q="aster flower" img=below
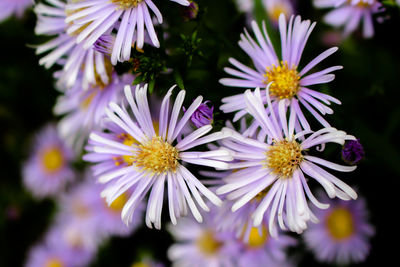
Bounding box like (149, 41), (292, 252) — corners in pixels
(220, 14), (342, 129)
(84, 84), (231, 229)
(167, 208), (240, 267)
(236, 225), (297, 267)
(54, 73), (134, 150)
(342, 138), (365, 165)
(34, 0), (115, 90)
(0, 0), (32, 23)
(181, 0), (199, 21)
(22, 124), (75, 199)
(25, 242), (84, 267)
(57, 176), (142, 239)
(303, 192), (374, 264)
(314, 0), (383, 38)
(65, 0), (190, 65)
(184, 100), (214, 128)
(217, 87), (358, 236)
(264, 0), (295, 25)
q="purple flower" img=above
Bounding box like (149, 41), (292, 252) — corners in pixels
(314, 0), (384, 38)
(54, 73), (134, 151)
(65, 0), (190, 64)
(167, 207), (240, 267)
(0, 0), (32, 23)
(220, 14), (342, 130)
(34, 0), (114, 90)
(84, 84), (231, 229)
(185, 100), (214, 128)
(22, 124), (75, 199)
(342, 139), (365, 165)
(217, 87), (358, 236)
(303, 192), (374, 264)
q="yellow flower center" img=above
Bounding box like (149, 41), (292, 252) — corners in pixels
(326, 207), (355, 240)
(349, 0), (374, 8)
(131, 263), (151, 267)
(247, 226), (269, 248)
(264, 61), (300, 99)
(41, 147), (64, 173)
(196, 230), (222, 256)
(266, 140), (303, 178)
(108, 192), (128, 211)
(80, 91), (97, 110)
(268, 4), (290, 22)
(131, 136), (180, 174)
(45, 258), (64, 267)
(72, 200), (90, 218)
(112, 0), (144, 9)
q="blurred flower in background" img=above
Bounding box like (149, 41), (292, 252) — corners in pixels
(22, 124), (75, 199)
(0, 0), (32, 23)
(303, 191), (374, 264)
(314, 0), (384, 38)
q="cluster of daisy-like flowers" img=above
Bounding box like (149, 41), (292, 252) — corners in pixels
(17, 0), (378, 265)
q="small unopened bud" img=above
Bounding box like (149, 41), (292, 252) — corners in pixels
(184, 100), (213, 128)
(181, 1), (199, 21)
(342, 139), (365, 165)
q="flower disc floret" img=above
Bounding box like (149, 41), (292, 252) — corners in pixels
(326, 207), (355, 240)
(266, 140), (303, 178)
(264, 61), (300, 99)
(132, 136), (180, 174)
(112, 0), (144, 9)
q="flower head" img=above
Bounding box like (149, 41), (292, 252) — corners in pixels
(167, 207), (240, 267)
(181, 1), (199, 21)
(34, 0), (114, 90)
(54, 73), (133, 151)
(303, 192), (374, 264)
(84, 84), (231, 229)
(220, 14), (342, 130)
(217, 87), (358, 236)
(65, 0), (190, 64)
(22, 124), (75, 199)
(314, 0), (383, 38)
(342, 139), (365, 165)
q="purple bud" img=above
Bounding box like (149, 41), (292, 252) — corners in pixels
(94, 35), (115, 56)
(181, 1), (199, 21)
(342, 139), (365, 165)
(185, 100), (213, 128)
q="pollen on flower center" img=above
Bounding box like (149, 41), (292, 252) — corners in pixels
(132, 136), (180, 174)
(196, 230), (222, 255)
(108, 192), (128, 212)
(41, 147), (64, 173)
(264, 61), (300, 99)
(326, 207), (355, 240)
(247, 226), (269, 248)
(45, 258), (64, 267)
(266, 140), (303, 178)
(112, 0), (144, 9)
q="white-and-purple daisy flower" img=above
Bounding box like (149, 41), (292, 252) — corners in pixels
(57, 177), (143, 239)
(220, 14), (342, 129)
(0, 0), (32, 23)
(84, 84), (232, 229)
(217, 87), (358, 236)
(65, 0), (190, 65)
(34, 0), (115, 90)
(314, 0), (383, 38)
(22, 124), (75, 199)
(303, 191), (374, 264)
(54, 73), (134, 150)
(167, 208), (240, 267)
(235, 224), (297, 267)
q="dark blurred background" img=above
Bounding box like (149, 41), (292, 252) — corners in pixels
(1, 0), (399, 266)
